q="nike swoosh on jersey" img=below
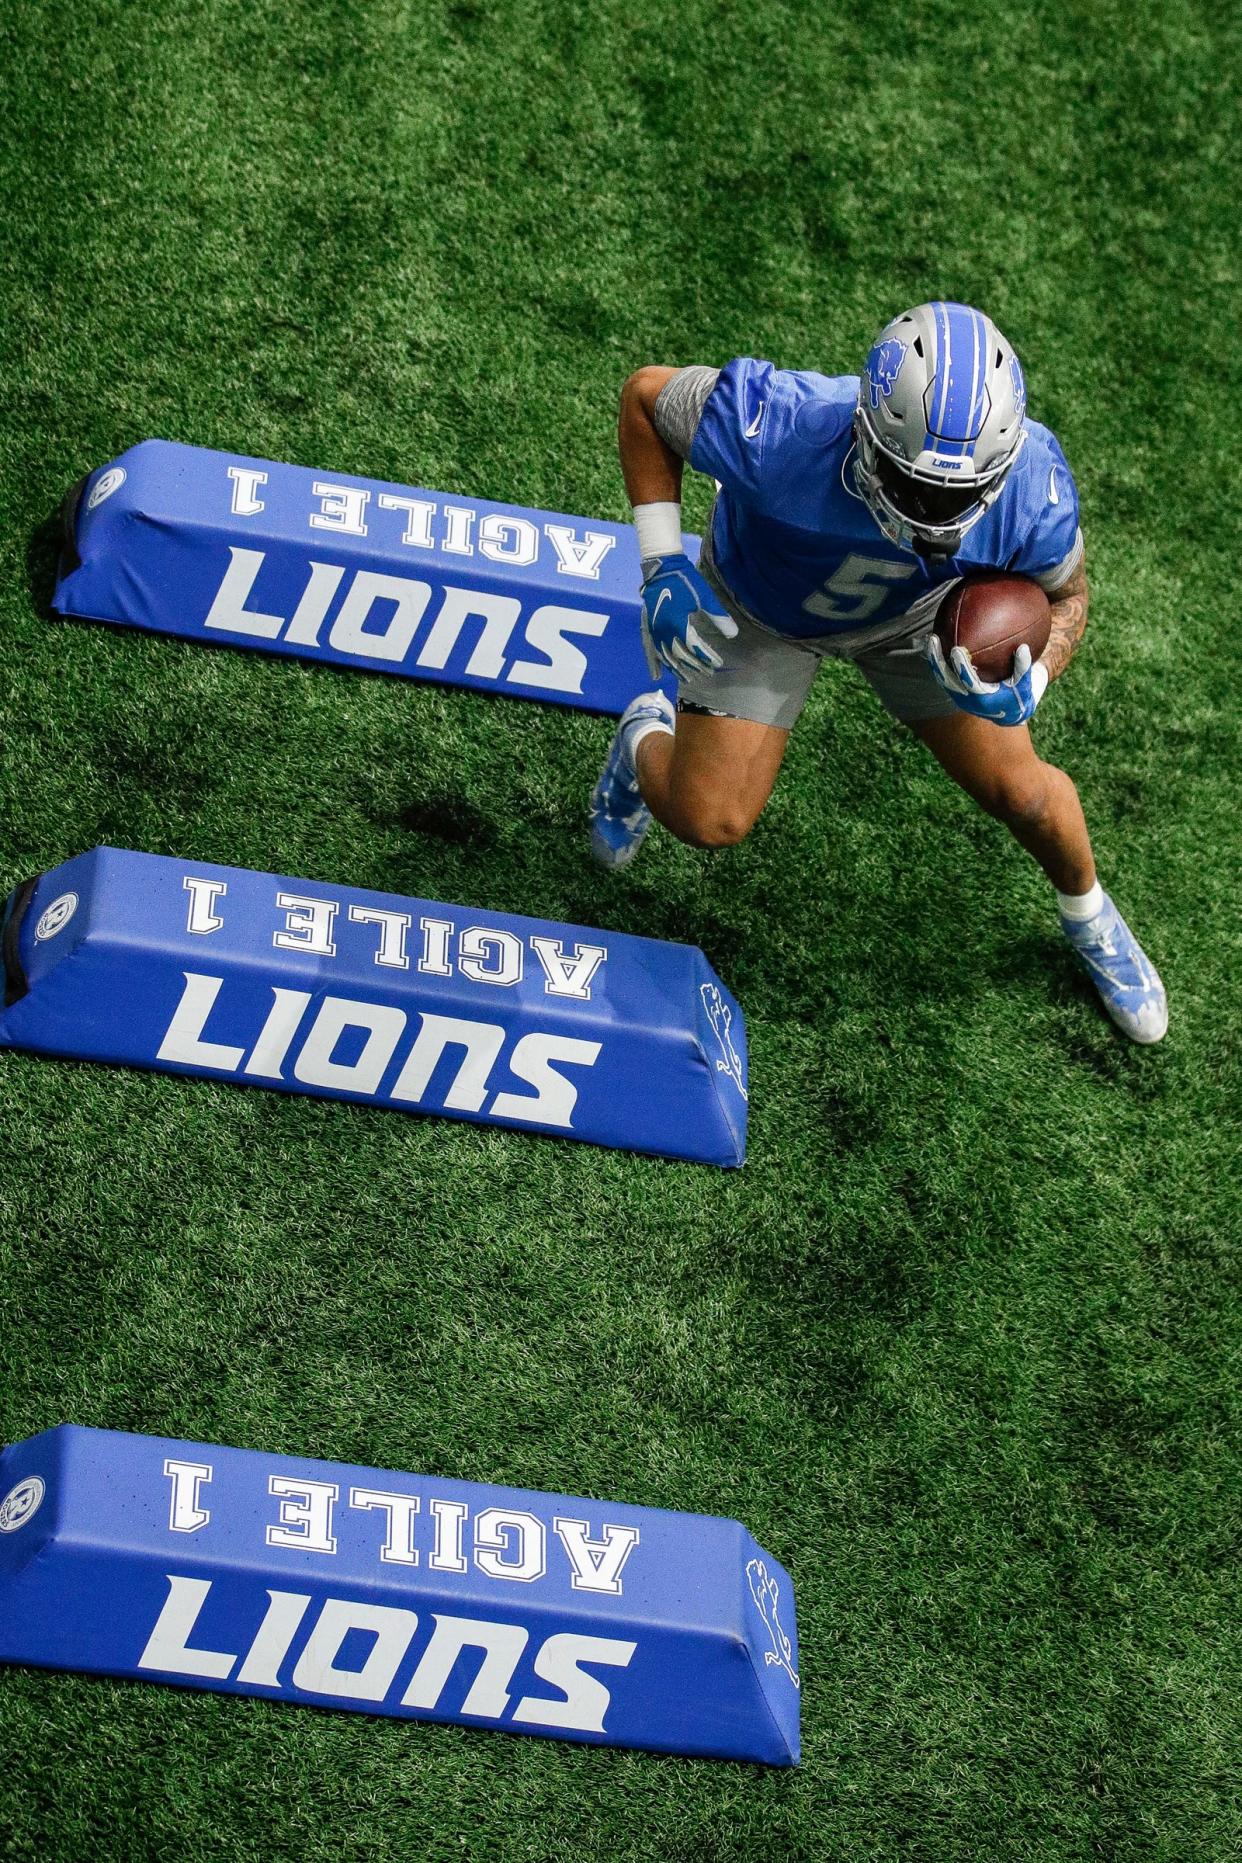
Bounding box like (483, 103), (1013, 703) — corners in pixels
(744, 403), (765, 439)
(1048, 465), (1060, 504)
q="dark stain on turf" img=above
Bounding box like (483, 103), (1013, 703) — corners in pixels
(398, 796), (496, 847)
(24, 510), (66, 619)
(1059, 1011), (1171, 1095)
(445, 0), (486, 40)
(1061, 1385), (1188, 1542)
(822, 1222), (922, 1324)
(82, 717), (224, 846)
(816, 1081), (877, 1152)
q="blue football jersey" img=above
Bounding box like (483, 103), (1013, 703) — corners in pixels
(688, 358), (1082, 640)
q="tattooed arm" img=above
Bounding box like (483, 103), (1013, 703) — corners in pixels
(1039, 557), (1089, 684)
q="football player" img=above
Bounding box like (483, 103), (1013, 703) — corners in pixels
(590, 302), (1166, 1042)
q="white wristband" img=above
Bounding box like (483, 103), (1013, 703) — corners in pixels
(632, 501), (683, 561)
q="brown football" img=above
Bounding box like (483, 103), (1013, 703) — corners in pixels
(934, 573), (1052, 682)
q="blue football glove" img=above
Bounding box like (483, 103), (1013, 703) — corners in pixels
(926, 636), (1050, 727)
(640, 553), (739, 681)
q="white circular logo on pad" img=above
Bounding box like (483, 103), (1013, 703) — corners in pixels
(86, 467), (126, 511)
(0, 1476), (45, 1532)
(35, 892), (78, 941)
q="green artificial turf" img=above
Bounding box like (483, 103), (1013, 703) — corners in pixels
(1, 0), (1240, 1855)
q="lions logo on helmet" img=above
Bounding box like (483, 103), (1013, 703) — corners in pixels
(853, 301), (1028, 557)
(865, 337), (907, 410)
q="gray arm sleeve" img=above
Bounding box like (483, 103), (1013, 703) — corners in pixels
(652, 366), (721, 460)
(1032, 527), (1085, 593)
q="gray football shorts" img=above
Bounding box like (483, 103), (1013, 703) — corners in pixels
(676, 567), (961, 731)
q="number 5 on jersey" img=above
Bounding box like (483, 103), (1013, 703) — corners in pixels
(801, 553), (916, 624)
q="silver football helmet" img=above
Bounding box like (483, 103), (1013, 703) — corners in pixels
(853, 301), (1028, 556)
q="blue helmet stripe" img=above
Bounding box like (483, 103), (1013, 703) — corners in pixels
(928, 302), (991, 458)
(964, 307), (984, 449)
(947, 306), (983, 460)
(941, 304), (973, 456)
(965, 306), (990, 453)
(931, 301), (952, 438)
(940, 303), (979, 443)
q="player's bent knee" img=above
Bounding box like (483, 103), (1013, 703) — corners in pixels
(670, 802), (757, 849)
(692, 817), (754, 850)
(981, 771), (1053, 828)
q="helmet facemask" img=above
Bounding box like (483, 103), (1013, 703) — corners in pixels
(852, 302), (1029, 556)
(853, 411), (1022, 556)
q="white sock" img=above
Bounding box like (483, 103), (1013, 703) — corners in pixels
(1056, 880), (1105, 923)
(625, 714), (673, 770)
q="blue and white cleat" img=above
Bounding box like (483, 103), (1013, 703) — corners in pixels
(1060, 893), (1168, 1044)
(589, 690), (675, 871)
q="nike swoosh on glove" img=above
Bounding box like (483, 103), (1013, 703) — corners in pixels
(927, 636), (1050, 726)
(640, 553), (739, 680)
